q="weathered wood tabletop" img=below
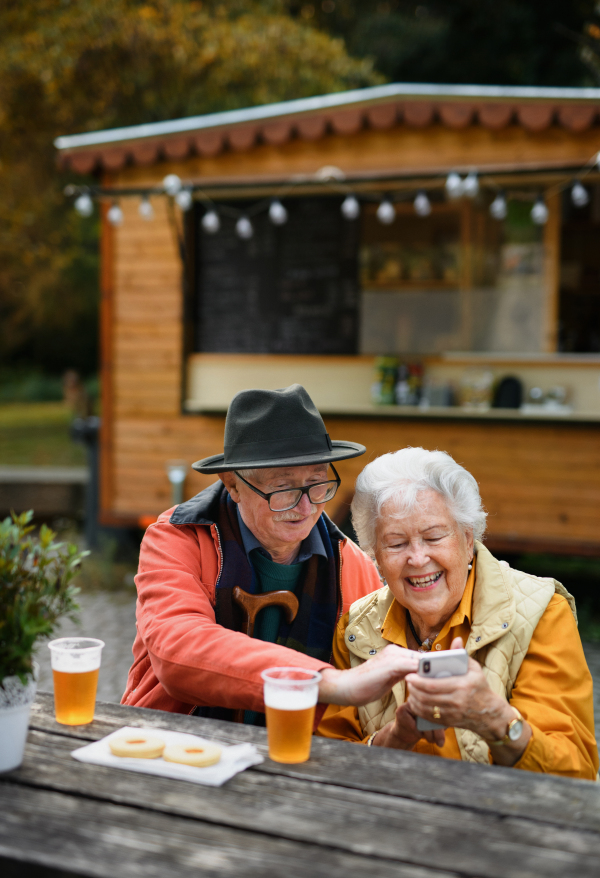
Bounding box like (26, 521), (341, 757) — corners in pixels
(2, 692), (600, 878)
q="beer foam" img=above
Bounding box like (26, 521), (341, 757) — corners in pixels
(263, 685), (318, 711)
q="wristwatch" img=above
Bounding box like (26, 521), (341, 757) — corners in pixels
(490, 708), (524, 746)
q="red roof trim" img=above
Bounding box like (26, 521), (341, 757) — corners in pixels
(58, 99), (600, 174)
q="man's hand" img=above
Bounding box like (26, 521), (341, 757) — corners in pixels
(319, 644), (419, 706)
(373, 702), (446, 750)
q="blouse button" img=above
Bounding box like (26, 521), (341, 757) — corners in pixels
(348, 634), (356, 642)
(435, 644), (442, 650)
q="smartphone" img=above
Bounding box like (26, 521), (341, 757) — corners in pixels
(415, 648), (468, 731)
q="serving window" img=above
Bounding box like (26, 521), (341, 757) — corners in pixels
(191, 190), (553, 361)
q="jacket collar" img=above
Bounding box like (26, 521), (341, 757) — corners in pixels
(168, 480), (346, 543)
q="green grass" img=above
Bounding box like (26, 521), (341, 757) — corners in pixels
(0, 402), (86, 466)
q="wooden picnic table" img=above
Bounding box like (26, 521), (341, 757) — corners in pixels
(2, 692), (600, 878)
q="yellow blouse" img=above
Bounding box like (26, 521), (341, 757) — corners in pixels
(317, 567), (599, 780)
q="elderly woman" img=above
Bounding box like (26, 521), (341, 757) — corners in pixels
(318, 448), (598, 779)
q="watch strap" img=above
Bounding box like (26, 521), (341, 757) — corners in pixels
(489, 708), (524, 747)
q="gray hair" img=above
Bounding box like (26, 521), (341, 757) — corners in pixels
(351, 447), (487, 558)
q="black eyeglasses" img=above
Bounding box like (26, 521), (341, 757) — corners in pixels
(234, 465), (341, 512)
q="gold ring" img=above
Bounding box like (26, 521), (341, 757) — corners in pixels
(432, 706), (442, 721)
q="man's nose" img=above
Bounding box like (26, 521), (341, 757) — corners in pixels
(295, 491), (314, 515)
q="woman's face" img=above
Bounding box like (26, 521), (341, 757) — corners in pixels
(374, 489), (474, 627)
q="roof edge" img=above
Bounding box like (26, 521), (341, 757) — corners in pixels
(55, 82), (600, 152)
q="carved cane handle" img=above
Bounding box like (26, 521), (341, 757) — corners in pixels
(231, 586), (300, 723)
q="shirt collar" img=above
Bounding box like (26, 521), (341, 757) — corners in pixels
(236, 506), (327, 563)
(381, 559), (477, 646)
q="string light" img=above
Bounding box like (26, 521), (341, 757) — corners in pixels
(571, 180), (589, 207)
(175, 189), (193, 211)
(236, 216), (253, 239)
(490, 192), (507, 220)
(201, 210), (220, 233)
(376, 198), (396, 225)
(414, 191), (431, 217)
(74, 193), (94, 217)
(268, 199), (288, 225)
(462, 172), (479, 199)
(445, 172), (463, 200)
(163, 174), (182, 196)
(341, 194), (360, 219)
(531, 196), (549, 225)
(138, 197), (154, 220)
(107, 202), (124, 226)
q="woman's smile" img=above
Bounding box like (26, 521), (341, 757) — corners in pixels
(406, 571), (444, 590)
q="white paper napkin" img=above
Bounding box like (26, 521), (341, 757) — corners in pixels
(71, 725), (263, 786)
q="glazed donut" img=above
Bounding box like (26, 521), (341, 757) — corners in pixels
(162, 741), (222, 767)
(109, 733), (165, 759)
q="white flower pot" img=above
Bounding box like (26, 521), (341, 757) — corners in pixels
(0, 665), (38, 773)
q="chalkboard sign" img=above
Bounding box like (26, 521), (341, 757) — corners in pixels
(194, 197), (359, 354)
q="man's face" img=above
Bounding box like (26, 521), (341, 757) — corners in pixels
(220, 464), (330, 552)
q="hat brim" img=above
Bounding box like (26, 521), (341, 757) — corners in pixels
(192, 441), (366, 474)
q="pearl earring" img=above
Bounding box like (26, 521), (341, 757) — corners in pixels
(468, 561), (473, 570)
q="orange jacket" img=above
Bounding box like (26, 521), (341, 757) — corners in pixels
(122, 500), (380, 716)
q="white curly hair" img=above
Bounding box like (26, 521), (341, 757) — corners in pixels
(351, 447), (487, 558)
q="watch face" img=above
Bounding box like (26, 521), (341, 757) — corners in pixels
(508, 719), (523, 742)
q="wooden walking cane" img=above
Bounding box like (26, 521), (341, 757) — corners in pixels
(232, 585), (299, 724)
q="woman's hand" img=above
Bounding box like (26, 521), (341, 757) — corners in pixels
(319, 644), (419, 707)
(372, 702), (446, 750)
(404, 637), (531, 765)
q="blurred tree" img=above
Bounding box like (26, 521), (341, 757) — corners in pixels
(291, 0), (594, 87)
(0, 0), (381, 377)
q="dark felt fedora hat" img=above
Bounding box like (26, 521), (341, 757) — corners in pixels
(192, 384), (365, 474)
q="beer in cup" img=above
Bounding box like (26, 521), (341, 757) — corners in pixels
(261, 667), (321, 764)
(48, 638), (104, 725)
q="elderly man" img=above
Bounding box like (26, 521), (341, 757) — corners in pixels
(122, 384), (418, 724)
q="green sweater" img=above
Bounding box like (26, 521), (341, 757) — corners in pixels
(250, 549), (306, 643)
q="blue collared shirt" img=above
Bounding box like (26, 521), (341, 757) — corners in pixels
(236, 506), (327, 564)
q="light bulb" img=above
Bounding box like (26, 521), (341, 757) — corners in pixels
(175, 189), (193, 211)
(462, 172), (479, 199)
(376, 199), (396, 225)
(490, 192), (507, 220)
(531, 197), (549, 225)
(74, 193), (94, 217)
(138, 197), (154, 220)
(236, 216), (253, 239)
(162, 174), (182, 196)
(268, 199), (288, 225)
(445, 172), (463, 200)
(107, 203), (123, 226)
(201, 210), (220, 234)
(571, 181), (589, 208)
(341, 195), (360, 220)
(414, 191), (431, 217)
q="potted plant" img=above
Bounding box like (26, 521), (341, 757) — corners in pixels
(0, 511), (85, 772)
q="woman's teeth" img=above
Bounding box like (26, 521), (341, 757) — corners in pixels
(407, 572), (443, 588)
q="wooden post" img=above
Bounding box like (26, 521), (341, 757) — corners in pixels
(542, 190), (561, 352)
(99, 196), (115, 521)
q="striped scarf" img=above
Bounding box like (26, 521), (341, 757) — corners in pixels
(215, 490), (340, 660)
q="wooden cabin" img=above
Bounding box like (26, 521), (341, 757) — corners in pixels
(55, 83), (600, 555)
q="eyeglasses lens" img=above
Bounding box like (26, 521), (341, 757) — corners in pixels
(269, 481), (338, 511)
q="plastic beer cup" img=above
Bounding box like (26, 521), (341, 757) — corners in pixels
(261, 667), (322, 764)
(48, 638), (104, 725)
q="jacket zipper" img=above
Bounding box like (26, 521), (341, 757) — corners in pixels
(188, 522), (224, 717)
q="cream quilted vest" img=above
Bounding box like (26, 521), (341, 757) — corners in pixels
(345, 541), (576, 765)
